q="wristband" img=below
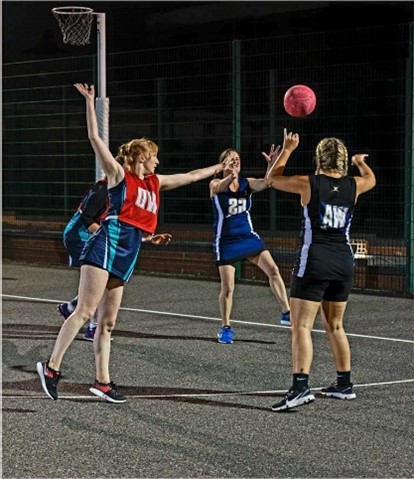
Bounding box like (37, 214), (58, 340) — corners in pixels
(142, 235), (154, 243)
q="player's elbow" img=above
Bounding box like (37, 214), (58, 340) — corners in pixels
(187, 171), (203, 184)
(89, 134), (101, 143)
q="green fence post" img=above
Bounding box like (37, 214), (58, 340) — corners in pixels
(157, 78), (165, 224)
(62, 85), (68, 214)
(232, 39), (241, 152)
(232, 40), (242, 280)
(405, 24), (414, 295)
(269, 69), (277, 232)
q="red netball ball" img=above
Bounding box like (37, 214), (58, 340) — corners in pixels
(283, 84), (317, 118)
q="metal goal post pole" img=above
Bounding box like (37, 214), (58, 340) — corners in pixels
(94, 12), (109, 181)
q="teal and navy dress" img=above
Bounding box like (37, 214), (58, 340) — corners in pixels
(63, 179), (108, 268)
(80, 171), (160, 282)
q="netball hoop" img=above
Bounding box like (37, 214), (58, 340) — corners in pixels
(52, 5), (108, 181)
(52, 6), (94, 45)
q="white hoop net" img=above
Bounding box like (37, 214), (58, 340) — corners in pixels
(52, 6), (94, 46)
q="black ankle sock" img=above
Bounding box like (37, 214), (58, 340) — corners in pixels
(337, 371), (351, 387)
(292, 373), (309, 390)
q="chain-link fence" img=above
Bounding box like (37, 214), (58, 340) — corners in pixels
(3, 23), (413, 295)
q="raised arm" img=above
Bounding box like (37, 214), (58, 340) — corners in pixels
(157, 162), (226, 191)
(352, 154), (376, 198)
(210, 173), (236, 197)
(248, 144), (281, 192)
(209, 157), (237, 197)
(266, 128), (299, 186)
(74, 83), (124, 186)
(265, 129), (310, 203)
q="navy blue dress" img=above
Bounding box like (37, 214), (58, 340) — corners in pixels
(211, 177), (267, 265)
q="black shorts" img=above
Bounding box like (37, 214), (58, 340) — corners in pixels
(290, 276), (353, 302)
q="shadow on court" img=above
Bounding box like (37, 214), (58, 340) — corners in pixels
(2, 261), (413, 478)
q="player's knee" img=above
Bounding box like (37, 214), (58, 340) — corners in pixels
(268, 265), (281, 279)
(221, 287), (234, 297)
(326, 319), (344, 332)
(71, 305), (96, 322)
(101, 316), (117, 331)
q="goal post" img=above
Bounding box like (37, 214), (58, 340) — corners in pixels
(95, 97), (109, 179)
(52, 6), (108, 181)
(94, 11), (107, 181)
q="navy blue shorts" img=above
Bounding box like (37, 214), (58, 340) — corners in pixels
(80, 219), (143, 282)
(290, 276), (353, 302)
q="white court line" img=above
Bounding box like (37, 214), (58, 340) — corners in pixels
(3, 379), (414, 401)
(2, 294), (414, 344)
(3, 294), (414, 344)
(3, 293), (413, 401)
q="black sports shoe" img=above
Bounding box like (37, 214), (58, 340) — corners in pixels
(90, 381), (127, 404)
(272, 387), (315, 411)
(36, 361), (61, 400)
(320, 382), (356, 400)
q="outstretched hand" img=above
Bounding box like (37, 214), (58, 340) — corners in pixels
(74, 83), (95, 101)
(352, 154), (369, 165)
(282, 128), (300, 152)
(151, 233), (172, 246)
(262, 144), (281, 164)
(217, 156), (238, 181)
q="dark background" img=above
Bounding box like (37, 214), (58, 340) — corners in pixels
(2, 1), (413, 293)
(3, 1), (413, 63)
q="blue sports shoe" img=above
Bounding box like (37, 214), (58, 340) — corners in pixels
(280, 311), (291, 326)
(217, 326), (235, 344)
(84, 324), (96, 342)
(84, 324), (113, 342)
(57, 303), (72, 320)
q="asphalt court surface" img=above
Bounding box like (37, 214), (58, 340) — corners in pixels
(2, 261), (414, 478)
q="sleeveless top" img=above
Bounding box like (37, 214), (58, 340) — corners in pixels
(293, 174), (357, 280)
(105, 170), (160, 234)
(211, 177), (266, 264)
(212, 177), (257, 239)
(79, 172), (160, 281)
